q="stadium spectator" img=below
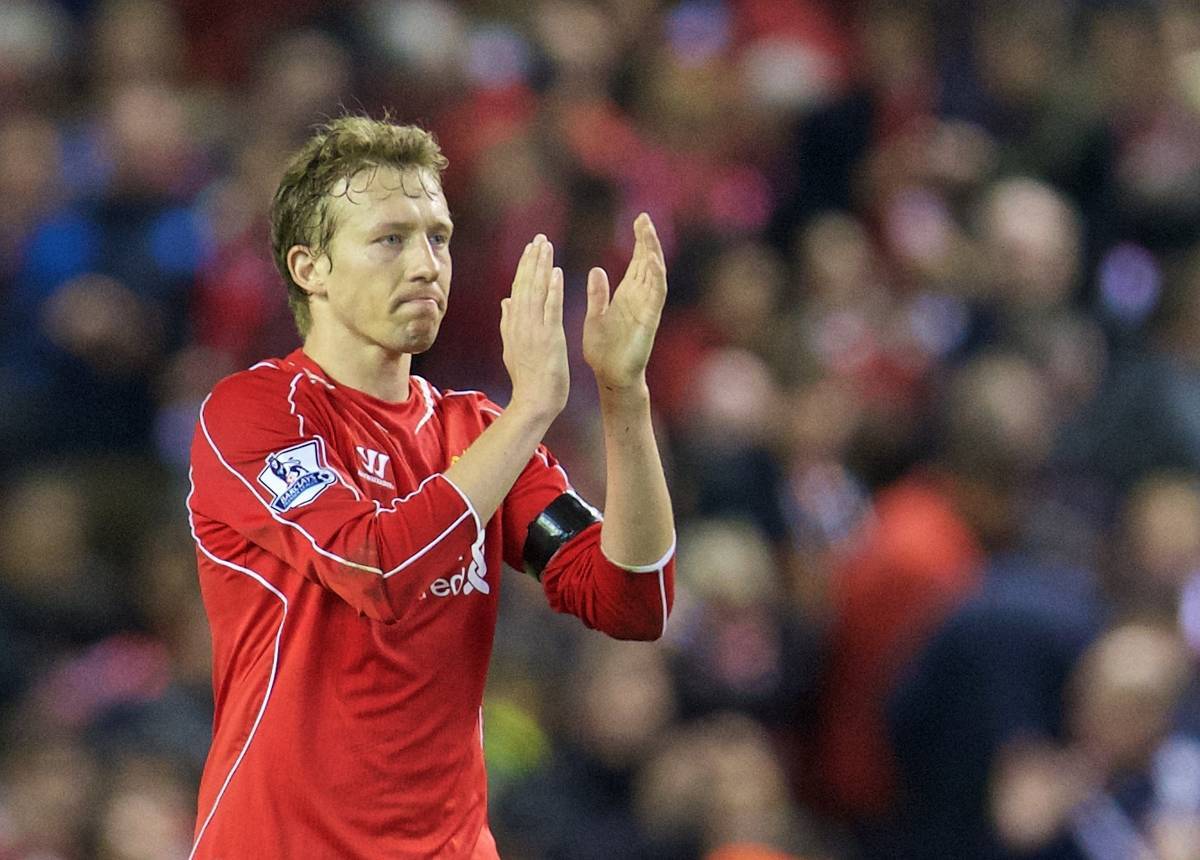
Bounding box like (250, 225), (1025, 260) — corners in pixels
(890, 471), (1200, 860)
(3, 1), (1200, 856)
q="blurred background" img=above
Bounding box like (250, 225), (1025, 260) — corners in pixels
(4, 0), (1200, 857)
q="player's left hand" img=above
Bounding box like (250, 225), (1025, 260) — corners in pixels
(583, 213), (667, 392)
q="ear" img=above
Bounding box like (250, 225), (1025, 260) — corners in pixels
(287, 245), (330, 298)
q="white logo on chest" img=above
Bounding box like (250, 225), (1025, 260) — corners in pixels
(355, 446), (396, 489)
(426, 532), (490, 599)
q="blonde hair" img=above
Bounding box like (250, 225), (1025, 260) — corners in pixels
(269, 115), (448, 336)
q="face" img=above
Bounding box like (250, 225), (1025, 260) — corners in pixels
(297, 164), (453, 355)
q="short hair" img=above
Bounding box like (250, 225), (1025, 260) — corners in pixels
(269, 115), (448, 336)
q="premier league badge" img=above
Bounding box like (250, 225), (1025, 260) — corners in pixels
(258, 439), (337, 511)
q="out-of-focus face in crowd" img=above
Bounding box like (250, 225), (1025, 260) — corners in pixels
(942, 352), (1056, 483)
(0, 737), (100, 857)
(635, 714), (806, 855)
(0, 470), (90, 597)
(568, 637), (675, 770)
(1069, 622), (1191, 774)
(979, 178), (1082, 314)
(94, 754), (194, 860)
(0, 113), (61, 249)
(91, 0), (184, 87)
(1116, 474), (1200, 616)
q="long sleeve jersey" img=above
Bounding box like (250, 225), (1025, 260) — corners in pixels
(186, 349), (675, 859)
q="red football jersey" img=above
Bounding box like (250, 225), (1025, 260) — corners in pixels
(186, 349), (674, 859)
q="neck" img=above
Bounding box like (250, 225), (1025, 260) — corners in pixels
(302, 327), (414, 403)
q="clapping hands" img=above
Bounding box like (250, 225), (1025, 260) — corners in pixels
(500, 214), (667, 420)
(582, 213), (668, 393)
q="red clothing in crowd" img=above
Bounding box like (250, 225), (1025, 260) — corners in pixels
(816, 476), (981, 819)
(186, 349), (674, 858)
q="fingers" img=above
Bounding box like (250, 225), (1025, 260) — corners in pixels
(511, 238), (539, 299)
(634, 215), (667, 311)
(516, 235), (545, 316)
(633, 214), (651, 282)
(634, 213), (667, 283)
(621, 213), (663, 289)
(586, 267), (610, 321)
(623, 222), (645, 285)
(544, 266), (564, 327)
(502, 237), (570, 415)
(510, 234), (558, 322)
(499, 296), (511, 363)
(527, 237), (552, 318)
(639, 213), (665, 267)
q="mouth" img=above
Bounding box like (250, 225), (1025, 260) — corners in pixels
(392, 296), (442, 313)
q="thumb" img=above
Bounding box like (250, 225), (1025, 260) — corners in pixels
(586, 267), (610, 322)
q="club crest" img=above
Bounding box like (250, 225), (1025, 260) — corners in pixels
(258, 440), (336, 511)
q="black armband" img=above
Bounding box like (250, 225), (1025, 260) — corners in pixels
(523, 491), (602, 580)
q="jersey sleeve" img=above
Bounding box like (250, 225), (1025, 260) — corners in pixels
(468, 394), (675, 641)
(539, 523), (675, 641)
(189, 371), (483, 625)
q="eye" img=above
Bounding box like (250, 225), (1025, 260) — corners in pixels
(380, 233), (400, 246)
(430, 232), (450, 248)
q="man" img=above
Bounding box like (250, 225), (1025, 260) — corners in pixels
(186, 116), (676, 858)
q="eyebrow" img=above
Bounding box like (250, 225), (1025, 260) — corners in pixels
(366, 218), (454, 236)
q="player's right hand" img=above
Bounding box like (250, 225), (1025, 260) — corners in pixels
(501, 234), (569, 423)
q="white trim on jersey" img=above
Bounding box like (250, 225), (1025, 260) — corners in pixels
(531, 447), (575, 490)
(438, 471), (489, 593)
(601, 533), (676, 573)
(440, 471), (484, 542)
(452, 396), (577, 492)
(433, 385), (668, 630)
(380, 509), (472, 580)
(413, 376), (435, 434)
(287, 373), (306, 438)
(368, 472), (449, 515)
(658, 567), (669, 639)
(198, 396), (474, 579)
(301, 367), (335, 389)
(599, 532), (675, 638)
(287, 373), (363, 501)
(186, 472), (288, 860)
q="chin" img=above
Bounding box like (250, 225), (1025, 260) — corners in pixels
(388, 323), (440, 355)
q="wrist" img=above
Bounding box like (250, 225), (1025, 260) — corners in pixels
(595, 369), (648, 395)
(597, 378), (651, 414)
(504, 393), (562, 429)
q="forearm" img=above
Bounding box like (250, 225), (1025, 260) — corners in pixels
(597, 382), (675, 567)
(444, 404), (554, 524)
(450, 233), (567, 523)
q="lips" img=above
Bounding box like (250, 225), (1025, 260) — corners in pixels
(392, 295), (442, 312)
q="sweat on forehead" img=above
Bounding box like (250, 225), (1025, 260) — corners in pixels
(328, 164), (443, 205)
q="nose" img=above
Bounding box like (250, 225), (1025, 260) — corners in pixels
(408, 236), (441, 283)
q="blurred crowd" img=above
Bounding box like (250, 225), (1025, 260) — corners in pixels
(4, 0), (1200, 857)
